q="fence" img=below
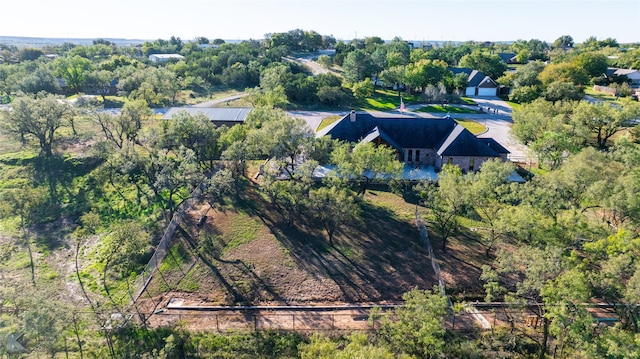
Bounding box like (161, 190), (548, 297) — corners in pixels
(415, 207), (448, 300)
(129, 182), (207, 303)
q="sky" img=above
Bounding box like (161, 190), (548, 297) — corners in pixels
(2, 0), (639, 44)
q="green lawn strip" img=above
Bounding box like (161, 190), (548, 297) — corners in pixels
(316, 115), (343, 131)
(455, 119), (487, 135)
(416, 105), (478, 114)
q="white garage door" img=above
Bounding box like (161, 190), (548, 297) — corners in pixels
(477, 87), (497, 96)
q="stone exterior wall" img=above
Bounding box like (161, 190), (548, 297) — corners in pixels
(404, 148), (436, 166)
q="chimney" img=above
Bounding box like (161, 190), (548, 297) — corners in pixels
(350, 109), (356, 122)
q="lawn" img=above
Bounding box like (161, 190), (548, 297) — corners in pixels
(455, 119), (486, 135)
(416, 105), (478, 114)
(359, 88), (421, 111)
(316, 115), (343, 131)
(585, 88), (618, 103)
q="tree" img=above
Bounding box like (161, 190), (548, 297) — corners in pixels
(161, 111), (226, 170)
(331, 141), (403, 196)
(573, 52), (608, 79)
(468, 159), (516, 256)
(572, 101), (640, 149)
(538, 62), (589, 86)
(553, 35), (574, 49)
(512, 98), (573, 145)
(2, 93), (72, 157)
(482, 246), (573, 359)
(85, 69), (115, 101)
(512, 60), (545, 88)
(375, 287), (448, 358)
(417, 164), (469, 252)
(53, 55), (94, 93)
(91, 107), (139, 149)
(404, 59), (448, 93)
(245, 111), (314, 178)
(544, 81), (584, 104)
(309, 186), (359, 245)
(352, 78), (374, 99)
(152, 147), (201, 217)
(458, 51), (508, 80)
(380, 65), (405, 95)
(342, 49), (373, 83)
(316, 54), (332, 68)
(0, 185), (47, 286)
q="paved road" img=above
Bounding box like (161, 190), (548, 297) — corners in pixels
(193, 93), (249, 108)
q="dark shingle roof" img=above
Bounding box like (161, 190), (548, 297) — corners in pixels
(498, 52), (517, 63)
(448, 67), (496, 87)
(437, 124), (502, 157)
(317, 113), (458, 149)
(162, 107), (251, 125)
(478, 138), (510, 154)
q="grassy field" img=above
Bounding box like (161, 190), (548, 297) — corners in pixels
(358, 89), (420, 111)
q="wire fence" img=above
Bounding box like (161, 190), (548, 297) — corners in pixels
(129, 182), (207, 304)
(415, 207), (448, 301)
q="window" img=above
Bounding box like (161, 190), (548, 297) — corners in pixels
(469, 157), (475, 171)
(408, 150), (413, 162)
(415, 150), (420, 162)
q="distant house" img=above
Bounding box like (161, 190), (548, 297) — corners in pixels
(605, 67), (640, 87)
(149, 54), (185, 64)
(316, 112), (508, 173)
(162, 107), (252, 127)
(449, 68), (499, 97)
(497, 52), (518, 64)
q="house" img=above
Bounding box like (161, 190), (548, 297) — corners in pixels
(497, 52), (518, 64)
(162, 107), (251, 127)
(449, 67), (499, 96)
(149, 54), (185, 64)
(316, 112), (509, 173)
(605, 67), (640, 88)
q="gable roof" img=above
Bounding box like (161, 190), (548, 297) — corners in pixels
(162, 107), (251, 125)
(497, 52), (517, 63)
(317, 112), (459, 149)
(436, 124), (503, 157)
(448, 67), (497, 88)
(361, 126), (404, 152)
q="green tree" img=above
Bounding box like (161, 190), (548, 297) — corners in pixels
(0, 185), (47, 286)
(573, 52), (608, 79)
(404, 59), (448, 93)
(544, 81), (584, 104)
(162, 111), (226, 170)
(53, 55), (95, 93)
(572, 101), (640, 149)
(458, 51), (508, 80)
(538, 62), (589, 86)
(468, 159), (516, 256)
(2, 93), (72, 157)
(352, 78), (374, 99)
(553, 35), (574, 49)
(417, 164), (469, 252)
(376, 287), (448, 358)
(342, 49), (373, 83)
(331, 141), (403, 196)
(309, 185), (359, 245)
